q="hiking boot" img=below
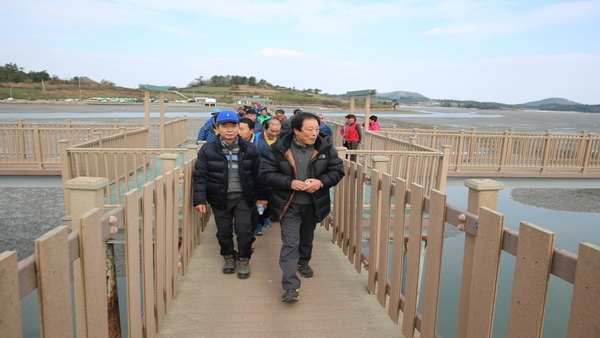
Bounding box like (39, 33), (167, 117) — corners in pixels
(297, 264), (314, 278)
(263, 219), (271, 228)
(222, 255), (236, 274)
(254, 224), (263, 235)
(237, 258), (251, 279)
(282, 288), (300, 302)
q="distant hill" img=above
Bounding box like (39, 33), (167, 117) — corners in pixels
(79, 76), (97, 83)
(520, 97), (581, 108)
(517, 97), (600, 113)
(376, 91), (427, 100)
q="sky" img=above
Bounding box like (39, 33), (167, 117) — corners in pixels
(1, 0), (599, 105)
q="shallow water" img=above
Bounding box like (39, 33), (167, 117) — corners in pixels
(2, 103), (600, 134)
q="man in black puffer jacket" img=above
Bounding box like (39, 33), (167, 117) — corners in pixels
(193, 110), (269, 279)
(260, 112), (344, 302)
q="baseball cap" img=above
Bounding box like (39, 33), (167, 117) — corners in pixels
(345, 114), (356, 119)
(212, 108), (221, 114)
(216, 110), (239, 124)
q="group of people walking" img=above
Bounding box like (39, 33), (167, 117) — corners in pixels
(192, 107), (345, 302)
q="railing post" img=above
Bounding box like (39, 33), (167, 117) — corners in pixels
(499, 131), (510, 172)
(455, 130), (465, 172)
(581, 133), (593, 173)
(540, 130), (551, 172)
(436, 145), (451, 192)
(144, 90), (150, 128)
(32, 123), (43, 169)
(187, 144), (198, 162)
(337, 145), (348, 162)
(431, 126), (438, 149)
(456, 178), (504, 338)
(59, 139), (72, 216)
(120, 127), (127, 147)
(17, 119), (27, 160)
(159, 92), (166, 148)
(160, 153), (179, 175)
(63, 177), (111, 338)
(66, 119), (72, 143)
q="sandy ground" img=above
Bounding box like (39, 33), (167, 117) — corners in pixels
(511, 188), (600, 213)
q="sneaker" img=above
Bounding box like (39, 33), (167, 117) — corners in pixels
(282, 288), (300, 302)
(237, 258), (251, 279)
(222, 255), (236, 274)
(263, 219), (271, 228)
(297, 264), (313, 278)
(254, 224), (263, 235)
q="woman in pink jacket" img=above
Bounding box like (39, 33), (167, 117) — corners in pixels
(368, 115), (381, 131)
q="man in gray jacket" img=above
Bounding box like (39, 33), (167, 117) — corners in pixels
(260, 112), (345, 302)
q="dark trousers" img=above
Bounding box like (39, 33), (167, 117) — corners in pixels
(347, 141), (359, 162)
(279, 203), (318, 290)
(211, 196), (255, 259)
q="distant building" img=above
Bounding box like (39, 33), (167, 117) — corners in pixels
(236, 95), (274, 106)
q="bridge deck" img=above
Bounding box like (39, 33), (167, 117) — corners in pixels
(157, 218), (403, 337)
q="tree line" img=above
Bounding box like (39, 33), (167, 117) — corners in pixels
(189, 75), (269, 88)
(0, 63), (50, 83)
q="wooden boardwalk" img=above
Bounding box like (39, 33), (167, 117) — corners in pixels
(157, 218), (404, 337)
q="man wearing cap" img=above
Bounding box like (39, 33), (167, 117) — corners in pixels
(193, 110), (269, 279)
(197, 108), (221, 143)
(341, 114), (362, 162)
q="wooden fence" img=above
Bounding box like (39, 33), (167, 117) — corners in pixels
(0, 117), (195, 174)
(0, 154), (206, 337)
(380, 128), (600, 175)
(329, 158), (600, 337)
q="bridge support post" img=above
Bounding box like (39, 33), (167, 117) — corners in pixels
(160, 153), (180, 175)
(456, 179), (504, 337)
(63, 177), (112, 337)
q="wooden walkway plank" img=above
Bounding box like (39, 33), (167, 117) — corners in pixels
(156, 219), (404, 337)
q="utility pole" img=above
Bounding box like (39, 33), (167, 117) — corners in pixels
(78, 77), (82, 100)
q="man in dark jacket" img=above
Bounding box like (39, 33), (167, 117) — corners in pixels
(260, 112), (345, 302)
(193, 110), (268, 279)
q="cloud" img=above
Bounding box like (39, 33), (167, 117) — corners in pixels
(254, 49), (303, 58)
(423, 26), (479, 36)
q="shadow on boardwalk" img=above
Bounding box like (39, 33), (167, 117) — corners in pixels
(157, 218), (403, 337)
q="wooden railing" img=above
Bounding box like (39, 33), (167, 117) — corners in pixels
(329, 158), (600, 337)
(382, 128), (600, 175)
(0, 117), (200, 174)
(0, 155), (208, 337)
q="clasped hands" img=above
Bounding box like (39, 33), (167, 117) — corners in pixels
(291, 179), (322, 193)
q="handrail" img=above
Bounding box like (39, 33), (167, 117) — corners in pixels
(330, 158), (600, 337)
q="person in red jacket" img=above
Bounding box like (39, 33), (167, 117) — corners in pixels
(341, 114), (362, 162)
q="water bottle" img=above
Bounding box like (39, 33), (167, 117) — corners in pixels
(257, 204), (265, 215)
